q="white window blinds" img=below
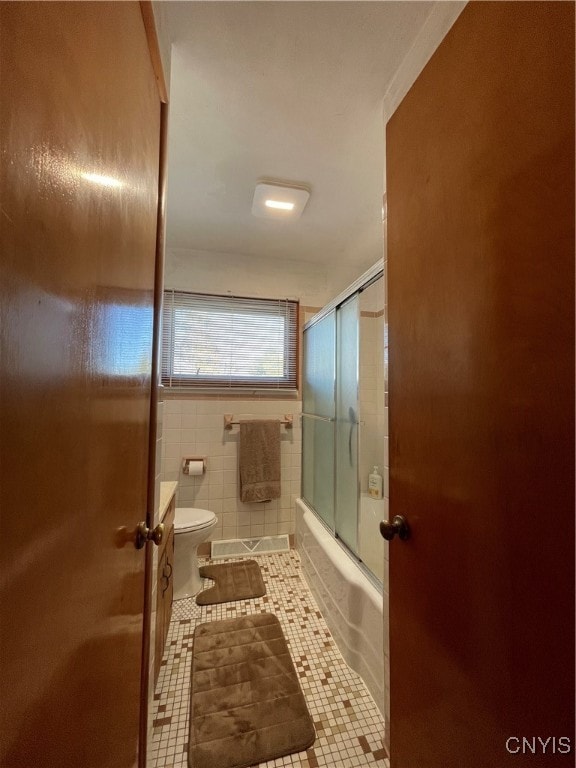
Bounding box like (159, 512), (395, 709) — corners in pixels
(161, 291), (299, 391)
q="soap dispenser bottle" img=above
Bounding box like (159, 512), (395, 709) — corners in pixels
(368, 466), (383, 499)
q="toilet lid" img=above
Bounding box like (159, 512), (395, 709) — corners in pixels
(175, 507), (217, 533)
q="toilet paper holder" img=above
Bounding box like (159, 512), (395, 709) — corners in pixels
(182, 457), (207, 475)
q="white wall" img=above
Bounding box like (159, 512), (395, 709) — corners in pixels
(165, 247), (366, 307)
(151, 1), (173, 92)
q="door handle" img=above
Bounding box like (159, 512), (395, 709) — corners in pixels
(135, 522), (165, 550)
(379, 515), (410, 541)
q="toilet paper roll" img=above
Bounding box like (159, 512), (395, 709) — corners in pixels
(186, 460), (205, 476)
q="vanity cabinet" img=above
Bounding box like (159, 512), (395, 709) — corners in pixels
(155, 494), (175, 685)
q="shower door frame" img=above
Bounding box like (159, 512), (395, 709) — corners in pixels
(302, 260), (384, 584)
(334, 292), (361, 555)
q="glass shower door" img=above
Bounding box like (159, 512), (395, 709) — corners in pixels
(335, 295), (359, 552)
(302, 311), (335, 530)
(357, 277), (385, 584)
(301, 266), (385, 585)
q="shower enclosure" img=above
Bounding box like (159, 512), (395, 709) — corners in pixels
(301, 263), (386, 584)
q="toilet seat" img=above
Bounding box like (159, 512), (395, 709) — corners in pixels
(175, 507), (217, 534)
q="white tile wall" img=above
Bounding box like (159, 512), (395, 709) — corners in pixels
(161, 398), (302, 540)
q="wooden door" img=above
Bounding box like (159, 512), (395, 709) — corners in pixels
(386, 3), (574, 766)
(0, 3), (161, 766)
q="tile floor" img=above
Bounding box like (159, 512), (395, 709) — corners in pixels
(150, 550), (389, 768)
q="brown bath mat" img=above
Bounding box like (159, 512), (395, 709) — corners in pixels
(195, 559), (266, 605)
(189, 613), (315, 768)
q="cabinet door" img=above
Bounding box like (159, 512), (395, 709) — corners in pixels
(154, 548), (168, 685)
(163, 529), (174, 636)
(154, 526), (175, 686)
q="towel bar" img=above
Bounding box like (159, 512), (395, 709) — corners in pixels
(224, 414), (293, 430)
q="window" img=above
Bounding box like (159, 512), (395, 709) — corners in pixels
(161, 290), (298, 391)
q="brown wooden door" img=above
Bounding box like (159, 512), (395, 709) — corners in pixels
(0, 3), (161, 766)
(386, 3), (574, 767)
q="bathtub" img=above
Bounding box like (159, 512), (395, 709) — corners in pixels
(295, 498), (384, 716)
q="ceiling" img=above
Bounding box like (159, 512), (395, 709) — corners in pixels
(162, 2), (436, 271)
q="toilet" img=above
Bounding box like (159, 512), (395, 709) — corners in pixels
(173, 507), (218, 600)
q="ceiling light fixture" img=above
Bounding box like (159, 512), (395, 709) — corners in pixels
(252, 181), (310, 220)
(265, 199), (295, 211)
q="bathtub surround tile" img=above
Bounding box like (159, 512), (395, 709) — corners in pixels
(180, 427), (196, 444)
(264, 521), (278, 535)
(163, 412), (182, 430)
(150, 551), (388, 768)
(181, 413), (197, 429)
(208, 486), (224, 503)
(162, 456), (181, 475)
(160, 399), (302, 539)
(164, 399), (182, 415)
(195, 442), (210, 459)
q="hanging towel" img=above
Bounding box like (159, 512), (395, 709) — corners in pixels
(239, 420), (281, 503)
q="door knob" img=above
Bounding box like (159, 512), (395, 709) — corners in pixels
(379, 515), (410, 541)
(135, 521), (165, 550)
